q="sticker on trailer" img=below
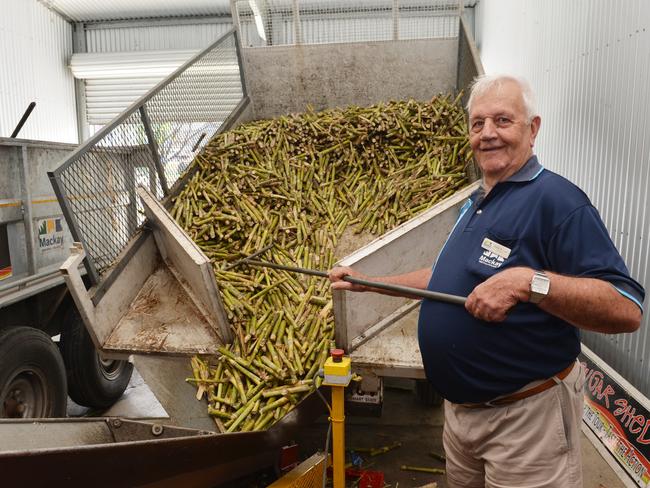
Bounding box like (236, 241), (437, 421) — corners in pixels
(0, 266), (10, 281)
(37, 218), (64, 251)
(0, 224), (11, 280)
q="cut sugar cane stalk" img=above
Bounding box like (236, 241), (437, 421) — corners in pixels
(400, 465), (446, 475)
(170, 95), (473, 432)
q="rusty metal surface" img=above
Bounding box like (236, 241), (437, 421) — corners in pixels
(0, 390), (325, 487)
(105, 264), (222, 355)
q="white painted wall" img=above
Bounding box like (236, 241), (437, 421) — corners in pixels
(0, 0), (77, 143)
(475, 0), (650, 395)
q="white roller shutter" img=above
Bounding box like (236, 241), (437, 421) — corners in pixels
(84, 77), (159, 124)
(70, 50), (199, 78)
(70, 50), (198, 124)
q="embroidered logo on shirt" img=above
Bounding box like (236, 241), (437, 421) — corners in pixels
(478, 250), (505, 268)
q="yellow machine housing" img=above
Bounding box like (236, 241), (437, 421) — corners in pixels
(323, 355), (352, 387)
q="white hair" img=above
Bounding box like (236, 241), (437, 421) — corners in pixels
(466, 74), (538, 121)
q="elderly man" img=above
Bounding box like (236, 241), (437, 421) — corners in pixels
(329, 74), (645, 487)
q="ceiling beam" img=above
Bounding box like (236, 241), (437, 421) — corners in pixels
(35, 0), (75, 23)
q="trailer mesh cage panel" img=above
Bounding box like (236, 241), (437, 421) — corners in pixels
(49, 29), (246, 285)
(57, 110), (161, 273)
(235, 0), (461, 47)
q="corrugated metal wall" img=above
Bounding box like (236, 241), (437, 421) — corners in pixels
(234, 0), (460, 47)
(0, 0), (77, 143)
(84, 19), (232, 52)
(475, 0), (650, 395)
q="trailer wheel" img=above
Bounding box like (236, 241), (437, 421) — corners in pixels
(59, 306), (133, 409)
(0, 327), (68, 418)
(416, 379), (444, 407)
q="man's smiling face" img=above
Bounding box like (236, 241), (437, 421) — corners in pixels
(468, 79), (540, 183)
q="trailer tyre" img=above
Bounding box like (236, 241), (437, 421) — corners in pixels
(416, 379), (444, 407)
(60, 306), (133, 409)
(0, 326), (68, 418)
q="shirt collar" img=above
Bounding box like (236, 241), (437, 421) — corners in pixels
(470, 156), (544, 204)
(505, 155), (544, 183)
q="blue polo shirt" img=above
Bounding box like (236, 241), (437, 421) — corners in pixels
(418, 156), (645, 404)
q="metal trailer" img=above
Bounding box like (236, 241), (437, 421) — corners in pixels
(1, 2), (484, 486)
(0, 138), (134, 418)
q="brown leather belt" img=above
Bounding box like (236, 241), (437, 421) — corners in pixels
(460, 362), (576, 409)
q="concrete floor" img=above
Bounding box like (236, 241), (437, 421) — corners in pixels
(67, 367), (168, 418)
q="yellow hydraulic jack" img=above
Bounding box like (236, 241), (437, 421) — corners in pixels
(322, 348), (352, 488)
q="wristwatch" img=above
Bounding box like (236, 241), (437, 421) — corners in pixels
(529, 271), (550, 304)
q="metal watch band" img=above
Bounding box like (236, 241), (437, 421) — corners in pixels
(530, 270), (550, 304)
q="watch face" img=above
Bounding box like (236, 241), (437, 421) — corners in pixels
(531, 274), (550, 294)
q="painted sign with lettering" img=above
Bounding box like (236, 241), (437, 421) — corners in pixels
(581, 351), (650, 487)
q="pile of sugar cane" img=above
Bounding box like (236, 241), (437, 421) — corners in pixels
(172, 95), (471, 432)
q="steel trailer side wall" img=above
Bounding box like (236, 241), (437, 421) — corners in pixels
(0, 138), (77, 307)
(242, 38), (458, 119)
(475, 0), (650, 398)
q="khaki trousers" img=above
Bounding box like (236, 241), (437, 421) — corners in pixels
(443, 361), (585, 488)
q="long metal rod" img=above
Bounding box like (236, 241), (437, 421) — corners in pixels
(10, 102), (36, 138)
(223, 244), (273, 271)
(241, 259), (467, 306)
